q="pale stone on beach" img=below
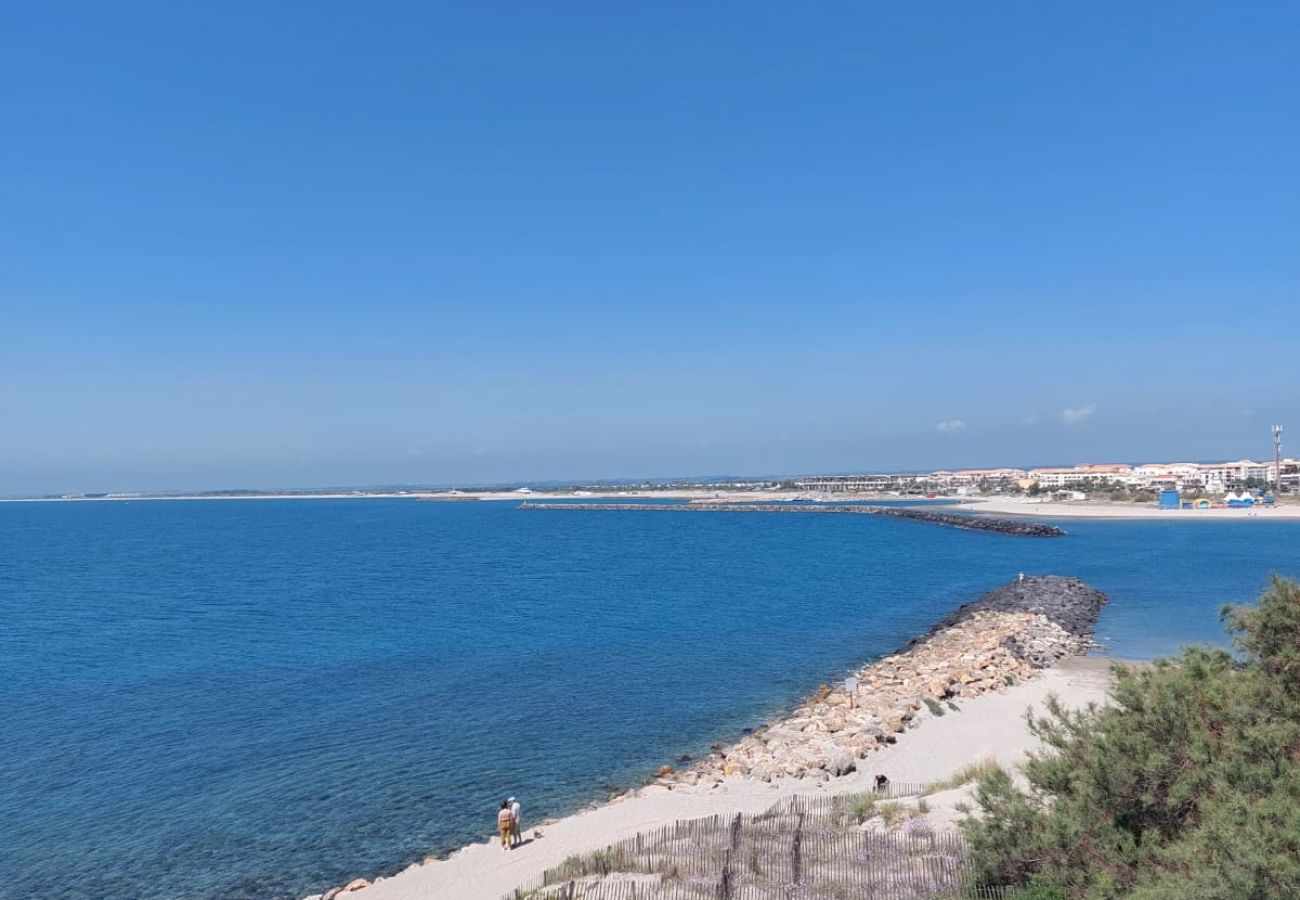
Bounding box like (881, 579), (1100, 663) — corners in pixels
(648, 577), (1107, 791)
(338, 658), (1115, 900)
(324, 577), (1109, 900)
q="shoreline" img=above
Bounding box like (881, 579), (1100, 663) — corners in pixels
(310, 577), (1112, 900)
(964, 497), (1300, 520)
(338, 664), (1114, 900)
(520, 501), (1065, 536)
(8, 491), (1296, 521)
(0, 489), (829, 504)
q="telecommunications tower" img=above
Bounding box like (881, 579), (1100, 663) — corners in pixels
(1274, 425), (1284, 493)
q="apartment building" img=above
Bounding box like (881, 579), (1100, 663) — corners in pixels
(931, 468), (1027, 486)
(1028, 464), (1133, 488)
(1196, 460), (1274, 492)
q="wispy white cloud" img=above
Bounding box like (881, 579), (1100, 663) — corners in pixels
(936, 419), (967, 433)
(1060, 404), (1097, 425)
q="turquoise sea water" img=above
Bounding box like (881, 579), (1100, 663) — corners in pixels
(3, 499), (1298, 899)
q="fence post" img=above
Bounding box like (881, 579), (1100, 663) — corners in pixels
(729, 812), (742, 850)
(790, 812), (803, 884)
(716, 848), (732, 899)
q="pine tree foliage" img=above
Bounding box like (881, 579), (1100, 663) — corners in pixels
(962, 576), (1300, 899)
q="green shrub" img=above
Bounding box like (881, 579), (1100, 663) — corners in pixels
(877, 801), (910, 827)
(962, 576), (1300, 898)
(922, 757), (1003, 795)
(846, 793), (877, 822)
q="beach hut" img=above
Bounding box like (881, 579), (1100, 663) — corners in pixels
(1158, 489), (1180, 510)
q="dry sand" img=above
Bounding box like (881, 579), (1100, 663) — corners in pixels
(964, 497), (1300, 520)
(343, 658), (1114, 900)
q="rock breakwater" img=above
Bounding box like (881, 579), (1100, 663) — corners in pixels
(518, 502), (1065, 537)
(640, 576), (1107, 790)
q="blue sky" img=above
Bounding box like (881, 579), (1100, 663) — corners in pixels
(3, 2), (1297, 493)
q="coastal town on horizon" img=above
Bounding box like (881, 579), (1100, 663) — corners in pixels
(32, 451), (1300, 502)
(12, 3), (1300, 898)
(794, 456), (1299, 496)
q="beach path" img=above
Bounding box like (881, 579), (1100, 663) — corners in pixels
(345, 658), (1113, 900)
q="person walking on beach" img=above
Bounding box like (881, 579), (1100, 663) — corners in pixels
(508, 796), (522, 847)
(497, 800), (513, 850)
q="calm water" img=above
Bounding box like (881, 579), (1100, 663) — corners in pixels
(2, 500), (1298, 899)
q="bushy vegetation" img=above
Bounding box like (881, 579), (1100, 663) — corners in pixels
(962, 576), (1300, 899)
(922, 757), (1004, 796)
(847, 793), (878, 822)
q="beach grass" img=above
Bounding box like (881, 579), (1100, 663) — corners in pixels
(922, 697), (946, 716)
(922, 757), (1004, 796)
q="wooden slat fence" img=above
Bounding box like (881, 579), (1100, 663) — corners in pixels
(504, 788), (1016, 900)
(510, 884), (1023, 900)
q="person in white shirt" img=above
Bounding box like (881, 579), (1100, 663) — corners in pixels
(508, 796), (522, 846)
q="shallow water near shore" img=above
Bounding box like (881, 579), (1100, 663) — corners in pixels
(3, 499), (1298, 899)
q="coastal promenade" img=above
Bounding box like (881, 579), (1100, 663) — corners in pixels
(518, 502), (1065, 536)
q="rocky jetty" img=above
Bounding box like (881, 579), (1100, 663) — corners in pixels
(922, 575), (1109, 666)
(640, 576), (1106, 790)
(519, 502), (1065, 537)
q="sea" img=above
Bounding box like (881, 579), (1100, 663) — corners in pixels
(3, 498), (1299, 899)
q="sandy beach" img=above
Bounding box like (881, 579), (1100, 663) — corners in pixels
(10, 491), (1296, 522)
(305, 576), (1111, 900)
(330, 657), (1112, 900)
(964, 497), (1300, 520)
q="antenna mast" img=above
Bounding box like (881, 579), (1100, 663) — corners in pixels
(1274, 425), (1284, 494)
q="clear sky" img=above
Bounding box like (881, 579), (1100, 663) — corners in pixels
(3, 2), (1297, 494)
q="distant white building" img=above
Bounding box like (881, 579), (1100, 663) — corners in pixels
(1196, 460), (1272, 492)
(933, 468), (1028, 487)
(1127, 463), (1204, 491)
(1281, 459), (1300, 492)
(1029, 464), (1132, 488)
